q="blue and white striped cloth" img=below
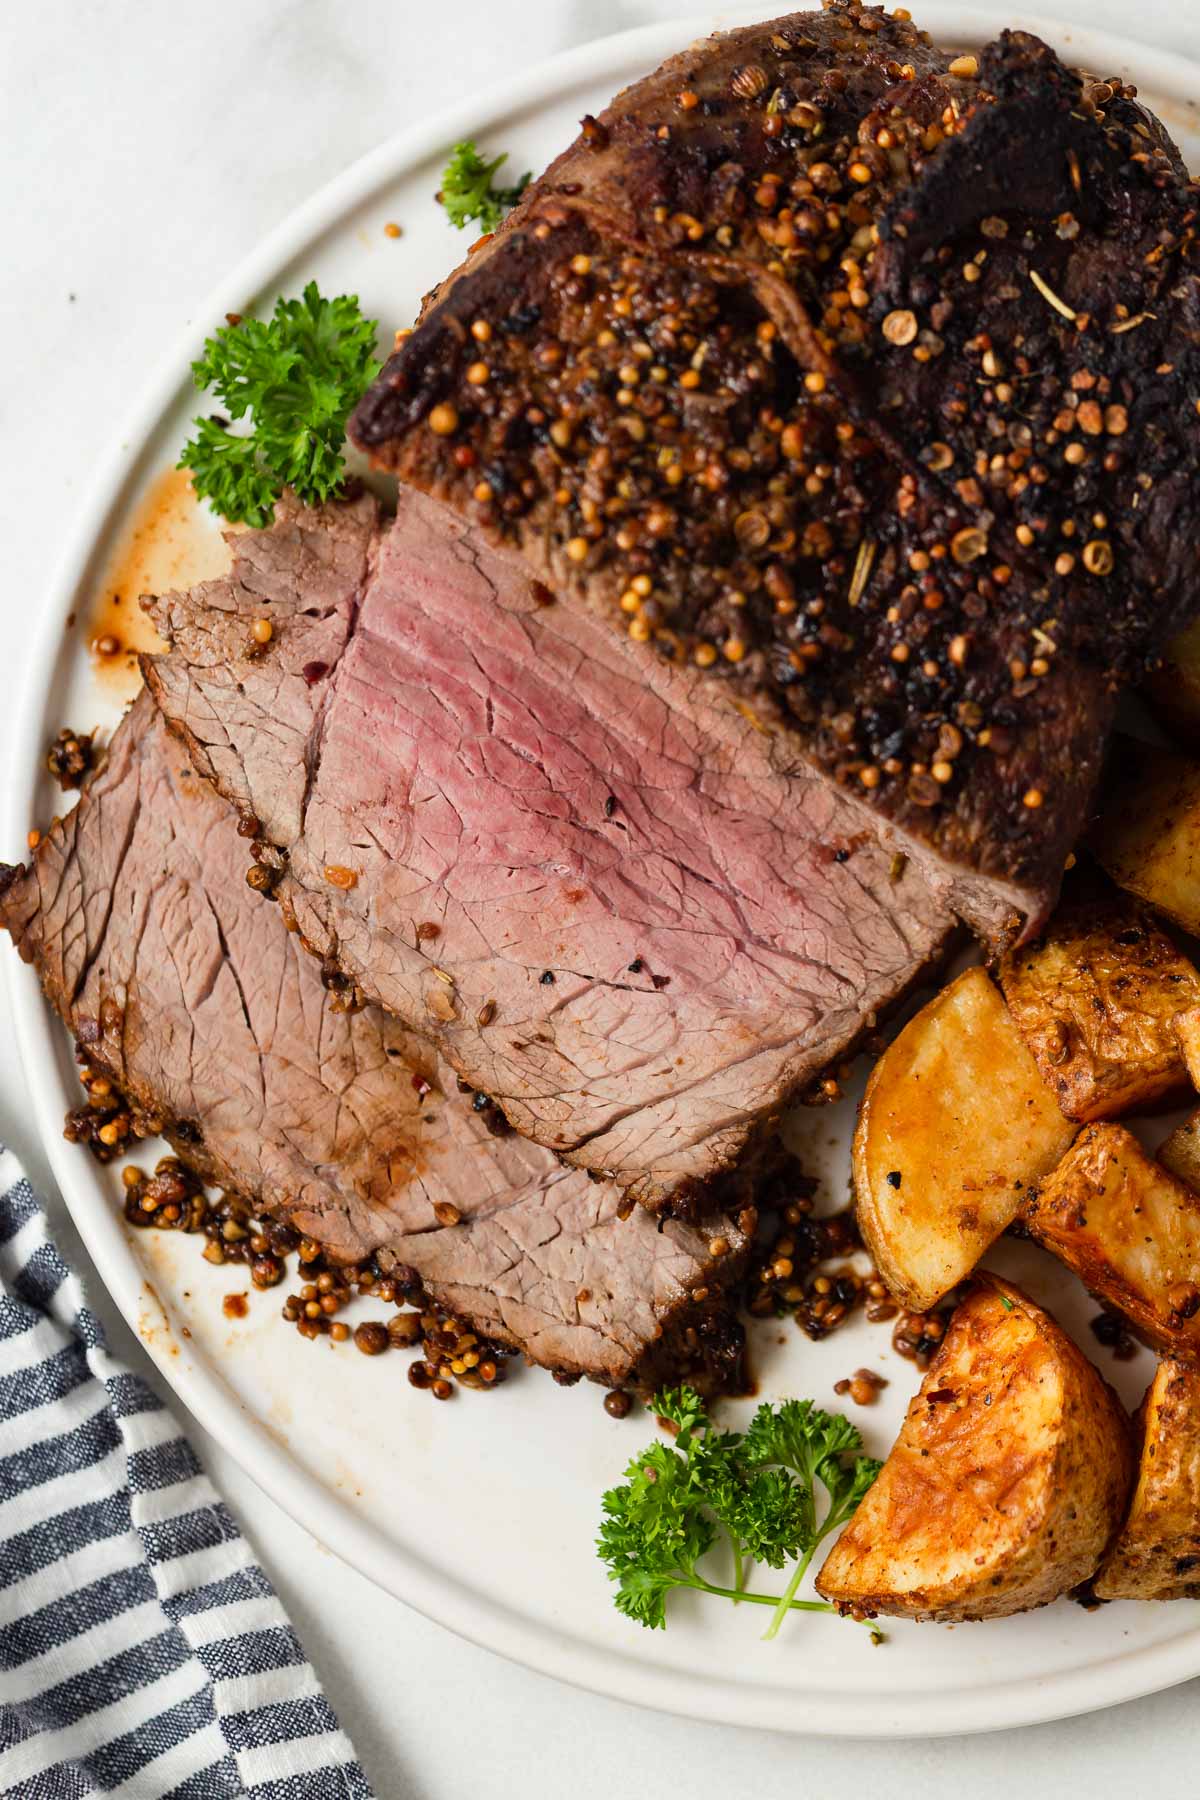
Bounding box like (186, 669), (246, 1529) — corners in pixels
(0, 1145), (373, 1798)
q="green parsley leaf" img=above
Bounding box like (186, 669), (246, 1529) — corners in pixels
(745, 1400), (862, 1516)
(597, 1436), (716, 1630)
(708, 1464), (810, 1573)
(596, 1385), (882, 1644)
(648, 1384), (711, 1447)
(179, 282), (380, 527)
(438, 139), (531, 233)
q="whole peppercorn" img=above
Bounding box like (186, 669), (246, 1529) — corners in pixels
(46, 729), (96, 791)
(353, 1321), (389, 1356)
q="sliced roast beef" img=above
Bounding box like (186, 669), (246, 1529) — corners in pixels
(350, 4), (1200, 943)
(0, 696), (754, 1392)
(142, 489), (951, 1209)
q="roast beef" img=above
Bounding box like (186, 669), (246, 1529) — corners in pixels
(0, 696), (754, 1392)
(351, 3), (1200, 944)
(142, 488), (951, 1209)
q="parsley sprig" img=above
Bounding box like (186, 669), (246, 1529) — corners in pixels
(597, 1387), (882, 1641)
(179, 282), (380, 528)
(438, 139), (531, 233)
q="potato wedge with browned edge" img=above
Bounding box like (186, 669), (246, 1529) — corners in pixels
(1095, 1359), (1200, 1601)
(853, 968), (1076, 1313)
(1159, 1109), (1200, 1193)
(1091, 740), (1200, 938)
(998, 896), (1200, 1122)
(816, 1277), (1132, 1622)
(1176, 1005), (1200, 1087)
(1144, 617), (1200, 750)
(1026, 1124), (1200, 1358)
(1161, 1012), (1200, 1184)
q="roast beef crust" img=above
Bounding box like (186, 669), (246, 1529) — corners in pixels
(352, 3), (1200, 943)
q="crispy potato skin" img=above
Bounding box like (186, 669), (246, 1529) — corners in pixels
(1092, 741), (1200, 938)
(1159, 1107), (1200, 1192)
(1025, 1124), (1200, 1358)
(853, 968), (1076, 1313)
(1156, 1010), (1200, 1189)
(816, 1278), (1132, 1622)
(1144, 618), (1200, 751)
(1095, 1359), (1200, 1601)
(999, 898), (1200, 1122)
(1176, 1005), (1200, 1087)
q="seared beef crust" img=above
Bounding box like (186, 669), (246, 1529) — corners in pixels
(352, 5), (1200, 942)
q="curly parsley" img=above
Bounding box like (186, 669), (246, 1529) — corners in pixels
(597, 1387), (882, 1641)
(179, 282), (381, 528)
(438, 139), (530, 233)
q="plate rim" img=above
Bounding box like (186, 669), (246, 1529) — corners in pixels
(8, 4), (1200, 1738)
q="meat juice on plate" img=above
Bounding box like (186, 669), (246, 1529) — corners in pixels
(87, 467), (229, 699)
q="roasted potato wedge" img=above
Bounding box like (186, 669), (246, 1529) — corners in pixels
(1095, 1359), (1200, 1601)
(1176, 1005), (1200, 1087)
(1159, 1108), (1200, 1192)
(1026, 1124), (1200, 1358)
(1144, 618), (1200, 750)
(1091, 740), (1200, 938)
(816, 1277), (1132, 1622)
(998, 896), (1200, 1122)
(1166, 1009), (1200, 1184)
(853, 968), (1076, 1313)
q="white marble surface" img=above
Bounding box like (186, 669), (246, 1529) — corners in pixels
(4, 3), (1200, 1794)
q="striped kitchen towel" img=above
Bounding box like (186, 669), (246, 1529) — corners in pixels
(0, 1144), (374, 1799)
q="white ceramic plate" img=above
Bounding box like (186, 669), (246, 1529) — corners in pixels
(7, 5), (1200, 1739)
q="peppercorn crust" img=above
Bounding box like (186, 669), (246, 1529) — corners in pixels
(815, 1276), (1133, 1621)
(352, 3), (1200, 947)
(1095, 1358), (1200, 1601)
(1025, 1124), (1200, 1359)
